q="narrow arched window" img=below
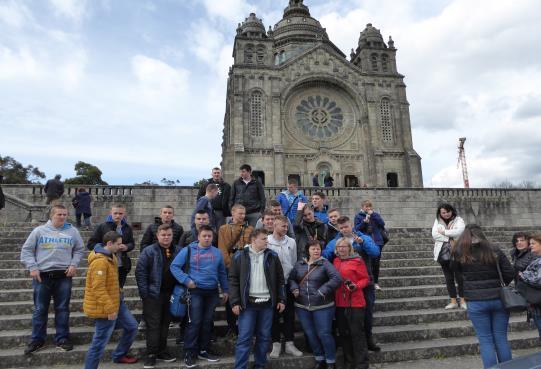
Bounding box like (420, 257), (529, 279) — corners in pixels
(380, 97), (393, 143)
(371, 53), (378, 71)
(244, 44), (254, 64)
(381, 54), (388, 72)
(250, 91), (263, 137)
(256, 45), (265, 64)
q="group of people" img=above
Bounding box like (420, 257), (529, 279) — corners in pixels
(20, 165), (389, 369)
(432, 203), (541, 368)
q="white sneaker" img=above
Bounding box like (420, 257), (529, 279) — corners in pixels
(284, 341), (302, 357)
(461, 301), (468, 310)
(269, 342), (281, 358)
(444, 302), (458, 310)
(374, 284), (382, 291)
(138, 320), (146, 330)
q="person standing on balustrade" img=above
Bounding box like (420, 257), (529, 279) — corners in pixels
(196, 167), (231, 230)
(229, 164), (266, 227)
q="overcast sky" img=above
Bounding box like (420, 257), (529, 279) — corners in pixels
(1, 0), (540, 187)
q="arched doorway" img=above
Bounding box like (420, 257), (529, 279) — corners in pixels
(317, 163), (332, 187)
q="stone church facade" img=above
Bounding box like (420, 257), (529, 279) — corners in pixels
(221, 0), (423, 188)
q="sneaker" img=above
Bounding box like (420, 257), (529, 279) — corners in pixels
(198, 350), (220, 362)
(185, 353), (198, 368)
(461, 301), (468, 310)
(114, 355), (138, 364)
(444, 302), (459, 310)
(138, 320), (146, 330)
(143, 355), (156, 369)
(374, 284), (382, 291)
(269, 342), (281, 358)
(284, 341), (302, 357)
(157, 352), (177, 363)
(24, 341), (44, 355)
(56, 339), (73, 351)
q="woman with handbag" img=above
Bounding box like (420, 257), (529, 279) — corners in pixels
(432, 203), (465, 309)
(452, 224), (515, 368)
(289, 240), (342, 369)
(517, 233), (541, 338)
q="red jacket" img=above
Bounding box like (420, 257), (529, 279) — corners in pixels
(333, 255), (369, 308)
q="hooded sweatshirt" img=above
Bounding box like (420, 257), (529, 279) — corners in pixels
(21, 220), (85, 272)
(267, 234), (297, 279)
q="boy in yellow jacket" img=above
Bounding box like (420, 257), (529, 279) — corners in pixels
(83, 231), (138, 368)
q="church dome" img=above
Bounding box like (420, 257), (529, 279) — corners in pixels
(239, 13), (266, 38)
(357, 23), (386, 49)
(273, 0), (327, 43)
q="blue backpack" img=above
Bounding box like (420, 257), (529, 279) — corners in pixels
(169, 247), (191, 319)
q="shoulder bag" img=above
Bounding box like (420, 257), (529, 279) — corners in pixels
(517, 280), (541, 305)
(496, 260), (528, 312)
(170, 247), (192, 319)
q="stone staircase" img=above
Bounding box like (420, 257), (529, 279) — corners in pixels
(0, 223), (539, 369)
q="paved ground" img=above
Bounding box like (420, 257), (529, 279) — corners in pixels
(376, 348), (540, 369)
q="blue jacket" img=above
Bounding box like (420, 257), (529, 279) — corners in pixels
(276, 190), (308, 224)
(135, 243), (180, 299)
(74, 192), (92, 214)
(170, 242), (228, 292)
(314, 208), (329, 224)
(322, 231), (379, 261)
(354, 211), (386, 246)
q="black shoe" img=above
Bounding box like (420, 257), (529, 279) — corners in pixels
(143, 355), (156, 369)
(184, 353), (198, 368)
(176, 336), (184, 345)
(24, 341), (44, 355)
(313, 361), (327, 369)
(367, 337), (381, 352)
(56, 339), (73, 351)
(198, 350), (220, 362)
(157, 351), (176, 362)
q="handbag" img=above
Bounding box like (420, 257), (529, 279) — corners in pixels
(170, 247), (191, 318)
(437, 242), (452, 264)
(517, 280), (541, 305)
(496, 261), (528, 312)
(381, 228), (390, 245)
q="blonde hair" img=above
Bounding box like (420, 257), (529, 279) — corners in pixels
(334, 237), (354, 256)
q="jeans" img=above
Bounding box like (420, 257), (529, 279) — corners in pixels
(214, 210), (226, 230)
(143, 292), (172, 355)
(245, 212), (261, 227)
(372, 244), (384, 284)
(336, 307), (368, 369)
(272, 290), (295, 342)
(31, 276), (72, 344)
(235, 303), (274, 369)
(296, 306), (336, 363)
(532, 308), (541, 339)
(84, 299), (138, 369)
(440, 261), (464, 298)
(363, 284), (375, 338)
(76, 213), (92, 227)
(467, 299), (512, 368)
(184, 289), (219, 355)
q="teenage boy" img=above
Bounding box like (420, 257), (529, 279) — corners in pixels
(257, 209), (276, 234)
(311, 192), (329, 224)
(88, 204), (135, 288)
(294, 203), (328, 261)
(20, 204), (85, 354)
(255, 201), (295, 238)
(322, 216), (381, 352)
(192, 183), (220, 231)
(230, 164), (266, 227)
(141, 205), (184, 250)
(180, 210), (215, 247)
(276, 178), (307, 224)
(197, 167), (232, 229)
(83, 231), (138, 368)
(171, 225), (229, 368)
(135, 224), (180, 368)
(229, 229), (286, 369)
(267, 216), (301, 358)
(327, 208), (341, 241)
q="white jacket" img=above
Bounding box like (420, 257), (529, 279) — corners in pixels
(267, 234), (297, 279)
(431, 216), (465, 261)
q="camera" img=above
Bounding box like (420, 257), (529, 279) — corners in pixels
(344, 280), (356, 291)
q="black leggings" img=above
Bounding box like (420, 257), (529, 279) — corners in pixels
(440, 262), (464, 299)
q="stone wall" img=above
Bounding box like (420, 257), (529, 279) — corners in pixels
(1, 185), (540, 230)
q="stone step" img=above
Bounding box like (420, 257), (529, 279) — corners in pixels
(377, 275), (445, 288)
(2, 329), (539, 368)
(379, 266), (441, 277)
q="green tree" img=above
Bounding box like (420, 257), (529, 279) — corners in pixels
(161, 178), (181, 186)
(193, 178), (207, 188)
(0, 155), (46, 184)
(65, 161), (108, 185)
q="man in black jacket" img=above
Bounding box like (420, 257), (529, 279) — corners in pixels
(229, 229), (285, 369)
(87, 204), (135, 288)
(197, 167), (231, 230)
(0, 175), (5, 210)
(140, 205), (184, 250)
(229, 164), (266, 227)
(44, 174), (64, 205)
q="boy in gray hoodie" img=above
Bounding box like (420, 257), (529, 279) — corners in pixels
(20, 204), (85, 354)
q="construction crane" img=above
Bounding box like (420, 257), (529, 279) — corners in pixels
(457, 137), (470, 188)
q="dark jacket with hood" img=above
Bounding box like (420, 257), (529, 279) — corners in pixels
(197, 178), (232, 216)
(140, 217), (184, 250)
(456, 244), (515, 301)
(230, 177), (266, 214)
(228, 246), (286, 310)
(294, 210), (328, 261)
(135, 243), (181, 299)
(289, 257), (342, 311)
(44, 178), (64, 198)
(87, 216), (135, 275)
(73, 191), (92, 215)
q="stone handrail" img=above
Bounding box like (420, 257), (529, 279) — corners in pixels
(3, 193), (48, 223)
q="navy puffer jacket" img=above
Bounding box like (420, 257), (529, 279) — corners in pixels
(135, 243), (180, 299)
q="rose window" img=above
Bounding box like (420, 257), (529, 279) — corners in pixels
(295, 95), (343, 139)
